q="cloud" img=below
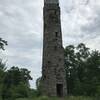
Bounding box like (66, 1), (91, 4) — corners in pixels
(60, 0), (100, 49)
(0, 0), (100, 88)
(82, 10), (100, 35)
(0, 0), (43, 88)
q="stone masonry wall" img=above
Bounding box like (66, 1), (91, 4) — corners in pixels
(42, 3), (67, 96)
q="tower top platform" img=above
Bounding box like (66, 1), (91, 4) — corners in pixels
(44, 0), (59, 4)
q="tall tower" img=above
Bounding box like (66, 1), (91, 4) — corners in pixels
(41, 0), (67, 96)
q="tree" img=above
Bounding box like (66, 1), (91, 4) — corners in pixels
(65, 43), (100, 96)
(36, 77), (42, 96)
(83, 50), (100, 96)
(20, 68), (32, 86)
(2, 66), (32, 100)
(0, 60), (6, 99)
(0, 38), (7, 50)
(10, 82), (30, 99)
(65, 45), (76, 94)
(0, 38), (7, 99)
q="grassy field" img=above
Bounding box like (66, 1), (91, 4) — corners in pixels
(15, 96), (100, 100)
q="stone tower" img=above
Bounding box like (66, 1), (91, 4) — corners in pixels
(41, 0), (67, 97)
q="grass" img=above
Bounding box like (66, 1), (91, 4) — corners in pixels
(15, 96), (100, 100)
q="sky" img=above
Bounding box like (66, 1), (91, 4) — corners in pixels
(0, 0), (100, 88)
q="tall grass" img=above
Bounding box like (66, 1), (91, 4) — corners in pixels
(15, 96), (100, 100)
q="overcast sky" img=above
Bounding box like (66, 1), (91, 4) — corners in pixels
(0, 0), (100, 88)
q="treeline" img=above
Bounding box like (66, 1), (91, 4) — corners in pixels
(0, 38), (100, 99)
(0, 65), (33, 100)
(65, 43), (100, 96)
(0, 38), (34, 100)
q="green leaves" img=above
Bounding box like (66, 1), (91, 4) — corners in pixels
(1, 66), (33, 99)
(65, 43), (100, 96)
(0, 38), (33, 99)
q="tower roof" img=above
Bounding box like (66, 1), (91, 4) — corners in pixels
(44, 0), (59, 4)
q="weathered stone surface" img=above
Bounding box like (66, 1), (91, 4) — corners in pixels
(44, 0), (59, 4)
(41, 0), (67, 97)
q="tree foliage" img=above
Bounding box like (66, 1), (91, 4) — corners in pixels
(2, 66), (32, 100)
(0, 38), (34, 99)
(0, 60), (6, 99)
(36, 77), (42, 96)
(65, 43), (100, 96)
(0, 38), (7, 50)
